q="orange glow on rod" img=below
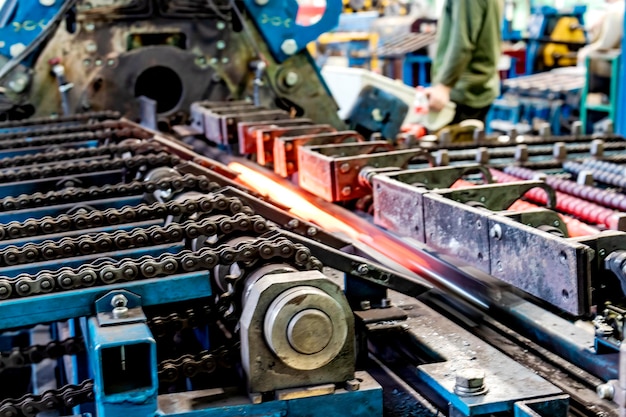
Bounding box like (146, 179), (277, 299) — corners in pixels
(227, 161), (434, 274)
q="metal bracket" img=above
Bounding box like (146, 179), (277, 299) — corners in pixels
(95, 290), (146, 327)
(242, 0), (342, 62)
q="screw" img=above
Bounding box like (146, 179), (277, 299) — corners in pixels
(111, 294), (128, 308)
(284, 71), (299, 87)
(306, 227), (317, 236)
(217, 21), (226, 30)
(287, 219), (299, 229)
(357, 264), (369, 275)
(489, 224), (502, 240)
(341, 186), (352, 197)
(107, 59), (115, 66)
(221, 57), (229, 64)
(597, 383), (614, 400)
(216, 40), (226, 50)
(345, 379), (360, 391)
(281, 39), (298, 55)
(84, 22), (95, 32)
(83, 59), (91, 67)
(339, 163), (351, 174)
(95, 59), (103, 66)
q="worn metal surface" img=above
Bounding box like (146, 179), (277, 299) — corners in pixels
(298, 142), (428, 202)
(382, 291), (566, 416)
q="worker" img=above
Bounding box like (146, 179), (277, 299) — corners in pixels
(426, 0), (503, 125)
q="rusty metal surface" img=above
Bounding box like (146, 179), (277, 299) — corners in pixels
(274, 131), (365, 177)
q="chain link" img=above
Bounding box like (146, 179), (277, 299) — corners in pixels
(0, 213), (271, 267)
(0, 152), (180, 184)
(0, 379), (94, 417)
(0, 173), (219, 213)
(0, 236), (322, 299)
(158, 344), (238, 384)
(0, 194), (251, 241)
(0, 338), (85, 369)
(0, 142), (163, 169)
(0, 127), (151, 151)
(148, 304), (214, 338)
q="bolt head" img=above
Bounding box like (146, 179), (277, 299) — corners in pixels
(455, 368), (485, 389)
(255, 0), (270, 5)
(597, 383), (615, 400)
(284, 71), (299, 87)
(111, 294), (128, 308)
(281, 39), (298, 55)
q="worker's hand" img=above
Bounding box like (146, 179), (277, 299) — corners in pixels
(426, 84), (451, 112)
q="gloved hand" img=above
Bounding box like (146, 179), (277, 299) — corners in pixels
(425, 83), (451, 112)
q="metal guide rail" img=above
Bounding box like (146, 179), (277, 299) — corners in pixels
(185, 100), (626, 416)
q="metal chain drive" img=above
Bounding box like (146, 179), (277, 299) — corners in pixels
(0, 173), (219, 212)
(0, 379), (94, 417)
(0, 152), (181, 184)
(158, 343), (239, 384)
(0, 213), (271, 267)
(0, 194), (252, 241)
(0, 337), (85, 369)
(0, 126), (152, 150)
(0, 236), (322, 299)
(0, 142), (164, 169)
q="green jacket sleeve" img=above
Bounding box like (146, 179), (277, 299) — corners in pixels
(434, 0), (487, 87)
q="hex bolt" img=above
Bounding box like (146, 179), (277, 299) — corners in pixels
(284, 71), (299, 87)
(111, 294), (128, 308)
(357, 264), (369, 275)
(596, 383), (615, 400)
(381, 298), (391, 308)
(339, 163), (351, 174)
(591, 139), (605, 158)
(287, 219), (299, 229)
(360, 300), (371, 310)
(345, 379), (361, 391)
(84, 22), (95, 32)
(281, 39), (298, 55)
(39, 0), (56, 5)
(454, 368), (487, 396)
(216, 21), (226, 30)
(306, 227), (317, 236)
(255, 0), (269, 5)
(216, 40), (226, 50)
(341, 186), (352, 197)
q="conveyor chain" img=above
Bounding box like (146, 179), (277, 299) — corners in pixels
(0, 236), (322, 299)
(0, 152), (180, 184)
(0, 142), (164, 169)
(0, 379), (94, 417)
(0, 174), (219, 212)
(158, 343), (239, 384)
(0, 337), (85, 369)
(0, 195), (250, 241)
(0, 213), (271, 267)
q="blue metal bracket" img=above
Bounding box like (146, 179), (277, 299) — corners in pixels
(242, 0), (342, 63)
(85, 316), (158, 417)
(0, 0), (65, 64)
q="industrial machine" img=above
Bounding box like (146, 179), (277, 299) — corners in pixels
(3, 0), (626, 417)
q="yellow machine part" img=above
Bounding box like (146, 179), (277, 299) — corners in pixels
(543, 17), (586, 67)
